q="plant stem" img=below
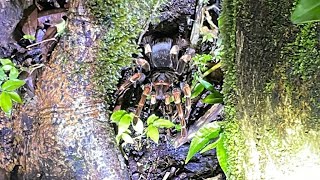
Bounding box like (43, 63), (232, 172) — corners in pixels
(202, 61), (221, 77)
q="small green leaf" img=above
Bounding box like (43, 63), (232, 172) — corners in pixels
(9, 67), (19, 79)
(132, 118), (144, 134)
(0, 92), (12, 113)
(0, 59), (13, 66)
(191, 83), (205, 99)
(153, 119), (175, 128)
(216, 133), (228, 174)
(2, 65), (13, 71)
(118, 114), (133, 134)
(147, 125), (159, 144)
(185, 122), (221, 163)
(23, 34), (36, 41)
(122, 133), (134, 144)
(175, 124), (182, 131)
(55, 19), (66, 36)
(291, 0), (320, 24)
(200, 137), (221, 153)
(0, 68), (6, 80)
(147, 114), (159, 125)
(1, 79), (25, 91)
(198, 78), (216, 92)
(111, 110), (127, 123)
(116, 134), (122, 145)
(8, 92), (22, 103)
(202, 94), (223, 104)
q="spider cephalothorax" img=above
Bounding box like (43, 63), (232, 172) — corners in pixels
(116, 37), (195, 137)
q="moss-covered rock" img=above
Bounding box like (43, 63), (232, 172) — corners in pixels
(221, 0), (320, 179)
(87, 0), (166, 112)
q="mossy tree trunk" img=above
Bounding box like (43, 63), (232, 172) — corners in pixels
(221, 0), (320, 179)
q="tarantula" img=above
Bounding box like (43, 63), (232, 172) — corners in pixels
(116, 37), (195, 137)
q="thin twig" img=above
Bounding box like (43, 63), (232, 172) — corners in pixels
(26, 38), (57, 49)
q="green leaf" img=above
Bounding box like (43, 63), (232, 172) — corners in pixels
(111, 110), (127, 123)
(55, 19), (66, 36)
(147, 114), (159, 125)
(0, 68), (6, 80)
(147, 125), (159, 144)
(122, 133), (134, 144)
(118, 114), (133, 134)
(132, 118), (144, 134)
(23, 34), (36, 41)
(198, 78), (216, 92)
(200, 137), (221, 153)
(9, 67), (19, 79)
(0, 92), (12, 113)
(153, 119), (175, 128)
(185, 122), (221, 163)
(0, 59), (13, 66)
(1, 79), (25, 91)
(2, 65), (13, 71)
(291, 0), (320, 24)
(216, 133), (228, 174)
(202, 94), (223, 104)
(191, 83), (205, 99)
(175, 124), (182, 131)
(8, 91), (22, 103)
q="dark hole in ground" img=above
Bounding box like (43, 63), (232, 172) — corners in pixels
(113, 0), (225, 179)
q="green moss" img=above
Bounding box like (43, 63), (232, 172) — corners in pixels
(86, 0), (166, 112)
(221, 0), (320, 178)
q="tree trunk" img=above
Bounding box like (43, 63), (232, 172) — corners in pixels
(221, 0), (320, 179)
(2, 0), (131, 179)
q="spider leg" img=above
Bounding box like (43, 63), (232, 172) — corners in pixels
(172, 88), (187, 137)
(144, 43), (152, 59)
(135, 58), (150, 72)
(170, 45), (180, 69)
(133, 84), (152, 124)
(176, 48), (195, 75)
(116, 73), (145, 96)
(182, 83), (191, 119)
(165, 93), (173, 115)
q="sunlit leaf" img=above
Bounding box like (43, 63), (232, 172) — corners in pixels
(118, 114), (133, 134)
(111, 110), (127, 123)
(147, 114), (159, 125)
(23, 34), (36, 41)
(291, 0), (320, 24)
(1, 79), (25, 91)
(122, 133), (134, 144)
(2, 65), (13, 71)
(185, 122), (221, 163)
(0, 68), (6, 80)
(8, 92), (22, 103)
(147, 125), (159, 144)
(216, 133), (228, 174)
(191, 83), (205, 99)
(202, 94), (223, 104)
(153, 119), (175, 128)
(200, 137), (221, 153)
(197, 78), (216, 92)
(0, 59), (13, 66)
(175, 124), (182, 131)
(132, 118), (144, 134)
(0, 92), (12, 113)
(9, 67), (19, 79)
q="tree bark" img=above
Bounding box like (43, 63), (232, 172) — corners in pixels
(1, 0), (130, 179)
(221, 0), (320, 179)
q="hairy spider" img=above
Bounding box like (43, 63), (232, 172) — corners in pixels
(115, 37), (195, 137)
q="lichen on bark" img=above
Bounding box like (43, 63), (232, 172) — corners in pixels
(221, 0), (320, 179)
